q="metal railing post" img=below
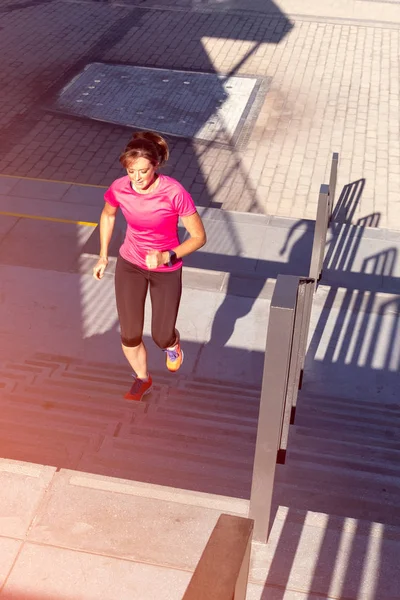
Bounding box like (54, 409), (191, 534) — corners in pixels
(328, 152), (339, 221)
(281, 277), (314, 437)
(309, 183), (330, 283)
(249, 275), (300, 543)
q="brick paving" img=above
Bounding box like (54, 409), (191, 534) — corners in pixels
(0, 0), (399, 226)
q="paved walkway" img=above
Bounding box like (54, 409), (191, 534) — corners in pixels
(1, 177), (400, 598)
(0, 0), (400, 227)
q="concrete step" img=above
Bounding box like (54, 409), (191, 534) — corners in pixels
(79, 430), (252, 498)
(113, 424), (255, 460)
(297, 391), (400, 420)
(104, 434), (251, 477)
(117, 419), (256, 457)
(124, 411), (257, 442)
(288, 427), (400, 468)
(0, 392), (124, 435)
(35, 357), (261, 398)
(101, 432), (253, 473)
(291, 423), (400, 452)
(14, 382), (147, 417)
(5, 385), (143, 419)
(299, 390), (400, 413)
(288, 445), (400, 481)
(0, 423), (100, 471)
(155, 388), (261, 418)
(147, 403), (258, 428)
(296, 397), (400, 426)
(294, 410), (400, 440)
(273, 478), (400, 526)
(276, 459), (400, 507)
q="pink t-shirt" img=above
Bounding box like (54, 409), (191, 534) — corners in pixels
(104, 174), (197, 272)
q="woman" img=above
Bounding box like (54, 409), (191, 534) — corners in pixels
(93, 131), (206, 401)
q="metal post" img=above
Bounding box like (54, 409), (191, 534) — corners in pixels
(249, 275), (299, 543)
(309, 183), (330, 283)
(296, 279), (315, 392)
(282, 278), (314, 435)
(328, 152), (339, 221)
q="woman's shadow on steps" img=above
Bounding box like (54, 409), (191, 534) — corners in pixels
(193, 213), (314, 381)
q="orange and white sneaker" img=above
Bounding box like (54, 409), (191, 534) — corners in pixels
(164, 337), (184, 372)
(124, 374), (153, 401)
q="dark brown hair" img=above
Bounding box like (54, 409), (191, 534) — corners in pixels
(119, 131), (169, 169)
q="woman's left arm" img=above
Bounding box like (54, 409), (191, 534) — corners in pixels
(170, 212), (206, 260)
(146, 212), (206, 269)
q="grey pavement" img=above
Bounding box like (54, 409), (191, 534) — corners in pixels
(1, 177), (400, 597)
(0, 0), (400, 228)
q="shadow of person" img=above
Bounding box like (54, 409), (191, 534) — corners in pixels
(205, 217), (315, 361)
(279, 218), (315, 276)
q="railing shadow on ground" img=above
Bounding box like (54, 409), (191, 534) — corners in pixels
(261, 507), (396, 600)
(256, 174), (400, 599)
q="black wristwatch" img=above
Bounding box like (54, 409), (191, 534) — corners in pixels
(166, 250), (178, 267)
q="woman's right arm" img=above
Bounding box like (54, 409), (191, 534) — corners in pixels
(93, 202), (118, 280)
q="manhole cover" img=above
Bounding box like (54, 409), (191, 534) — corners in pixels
(55, 63), (267, 148)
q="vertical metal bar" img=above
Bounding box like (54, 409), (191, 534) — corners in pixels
(283, 279), (305, 424)
(249, 275), (299, 543)
(280, 278), (312, 443)
(234, 531), (252, 600)
(309, 184), (330, 282)
(328, 152), (339, 221)
(297, 280), (315, 390)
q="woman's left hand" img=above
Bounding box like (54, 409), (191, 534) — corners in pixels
(145, 250), (166, 270)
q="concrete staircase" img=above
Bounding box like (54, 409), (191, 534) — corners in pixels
(277, 391), (400, 527)
(1, 352), (400, 531)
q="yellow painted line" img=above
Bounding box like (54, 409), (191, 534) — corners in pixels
(0, 173), (107, 189)
(0, 211), (98, 227)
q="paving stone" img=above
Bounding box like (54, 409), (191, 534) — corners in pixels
(2, 543), (192, 600)
(0, 459), (55, 538)
(0, 176), (20, 195)
(0, 537), (21, 589)
(27, 469), (243, 569)
(0, 216), (19, 246)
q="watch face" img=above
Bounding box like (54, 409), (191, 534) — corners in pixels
(169, 251), (177, 264)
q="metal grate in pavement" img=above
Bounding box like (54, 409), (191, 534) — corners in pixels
(55, 62), (268, 148)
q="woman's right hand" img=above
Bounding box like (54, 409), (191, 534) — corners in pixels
(93, 257), (108, 280)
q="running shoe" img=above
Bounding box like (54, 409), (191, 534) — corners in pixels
(124, 375), (153, 401)
(165, 339), (184, 373)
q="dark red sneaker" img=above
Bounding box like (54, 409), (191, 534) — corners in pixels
(124, 375), (153, 401)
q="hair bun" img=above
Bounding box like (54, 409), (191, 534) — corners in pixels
(120, 130), (170, 168)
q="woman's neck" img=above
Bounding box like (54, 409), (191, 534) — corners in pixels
(131, 173), (160, 195)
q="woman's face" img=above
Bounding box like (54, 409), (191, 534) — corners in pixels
(126, 157), (157, 191)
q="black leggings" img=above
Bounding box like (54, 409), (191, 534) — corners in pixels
(115, 255), (182, 349)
